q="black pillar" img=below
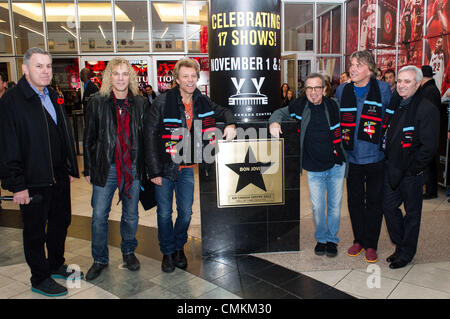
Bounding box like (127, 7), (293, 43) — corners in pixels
(200, 0), (299, 256)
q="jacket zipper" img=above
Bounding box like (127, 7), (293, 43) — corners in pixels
(40, 101), (56, 185)
(59, 103), (77, 177)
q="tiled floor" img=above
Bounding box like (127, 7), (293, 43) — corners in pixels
(1, 156), (450, 299)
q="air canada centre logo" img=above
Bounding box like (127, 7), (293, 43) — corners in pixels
(228, 77), (268, 106)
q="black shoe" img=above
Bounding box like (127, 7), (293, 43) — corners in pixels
(85, 262), (108, 281)
(31, 278), (68, 297)
(174, 249), (187, 269)
(51, 264), (84, 281)
(123, 253), (140, 271)
(162, 253), (176, 273)
(422, 193), (438, 200)
(389, 259), (410, 269)
(314, 242), (327, 256)
(386, 252), (398, 263)
(326, 242), (338, 257)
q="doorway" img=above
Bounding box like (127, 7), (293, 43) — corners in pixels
(281, 54), (314, 99)
(0, 58), (17, 84)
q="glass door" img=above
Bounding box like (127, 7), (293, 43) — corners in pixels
(281, 54), (297, 99)
(297, 57), (313, 96)
(0, 58), (18, 84)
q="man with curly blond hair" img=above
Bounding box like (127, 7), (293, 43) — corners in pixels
(83, 57), (149, 280)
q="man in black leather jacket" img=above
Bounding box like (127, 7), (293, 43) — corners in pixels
(83, 57), (149, 281)
(0, 48), (80, 297)
(144, 58), (236, 273)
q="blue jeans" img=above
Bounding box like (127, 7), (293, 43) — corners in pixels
(91, 165), (140, 264)
(155, 167), (194, 255)
(306, 163), (346, 244)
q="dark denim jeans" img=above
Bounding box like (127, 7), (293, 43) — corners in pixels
(155, 167), (194, 255)
(91, 165), (140, 264)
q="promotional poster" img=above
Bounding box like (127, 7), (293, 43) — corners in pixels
(425, 0), (449, 94)
(397, 39), (423, 68)
(320, 12), (331, 54)
(359, 0), (377, 50)
(346, 0), (359, 55)
(84, 60), (149, 90)
(156, 58), (210, 95)
(209, 0), (281, 122)
(377, 0), (397, 47)
(332, 8), (341, 54)
(376, 47), (397, 72)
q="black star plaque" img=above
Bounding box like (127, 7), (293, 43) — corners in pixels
(225, 146), (274, 193)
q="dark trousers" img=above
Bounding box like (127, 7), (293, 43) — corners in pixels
(20, 170), (71, 286)
(424, 153), (438, 195)
(346, 161), (385, 250)
(382, 170), (424, 262)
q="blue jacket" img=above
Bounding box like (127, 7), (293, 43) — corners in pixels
(334, 80), (392, 164)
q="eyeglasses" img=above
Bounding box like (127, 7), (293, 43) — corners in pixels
(305, 86), (324, 92)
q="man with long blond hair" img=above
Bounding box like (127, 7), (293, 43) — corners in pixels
(83, 57), (149, 280)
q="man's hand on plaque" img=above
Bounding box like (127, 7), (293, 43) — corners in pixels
(269, 122), (282, 138)
(223, 124), (237, 141)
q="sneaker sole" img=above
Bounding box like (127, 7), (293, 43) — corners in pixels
(314, 251), (326, 256)
(51, 274), (84, 280)
(347, 248), (365, 257)
(364, 257), (378, 263)
(124, 265), (140, 271)
(31, 287), (68, 297)
(161, 266), (175, 273)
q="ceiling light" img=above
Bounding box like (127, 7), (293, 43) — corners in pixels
(98, 25), (106, 39)
(160, 26), (168, 39)
(60, 25), (77, 39)
(19, 24), (44, 37)
(0, 3), (130, 22)
(153, 3), (204, 23)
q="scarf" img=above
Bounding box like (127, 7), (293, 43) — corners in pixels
(383, 89), (423, 188)
(289, 96), (345, 164)
(162, 88), (216, 165)
(113, 93), (133, 200)
(340, 78), (384, 150)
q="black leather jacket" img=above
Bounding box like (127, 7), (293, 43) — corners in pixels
(144, 87), (235, 180)
(83, 92), (149, 187)
(0, 76), (79, 192)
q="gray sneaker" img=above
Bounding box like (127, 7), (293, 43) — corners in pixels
(31, 278), (68, 297)
(51, 264), (84, 280)
(123, 253), (140, 271)
(85, 262), (108, 281)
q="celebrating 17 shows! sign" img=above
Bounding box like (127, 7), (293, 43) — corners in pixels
(209, 0), (281, 122)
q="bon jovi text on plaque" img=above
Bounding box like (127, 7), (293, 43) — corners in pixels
(215, 139), (284, 208)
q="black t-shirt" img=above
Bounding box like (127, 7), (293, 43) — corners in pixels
(302, 102), (336, 172)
